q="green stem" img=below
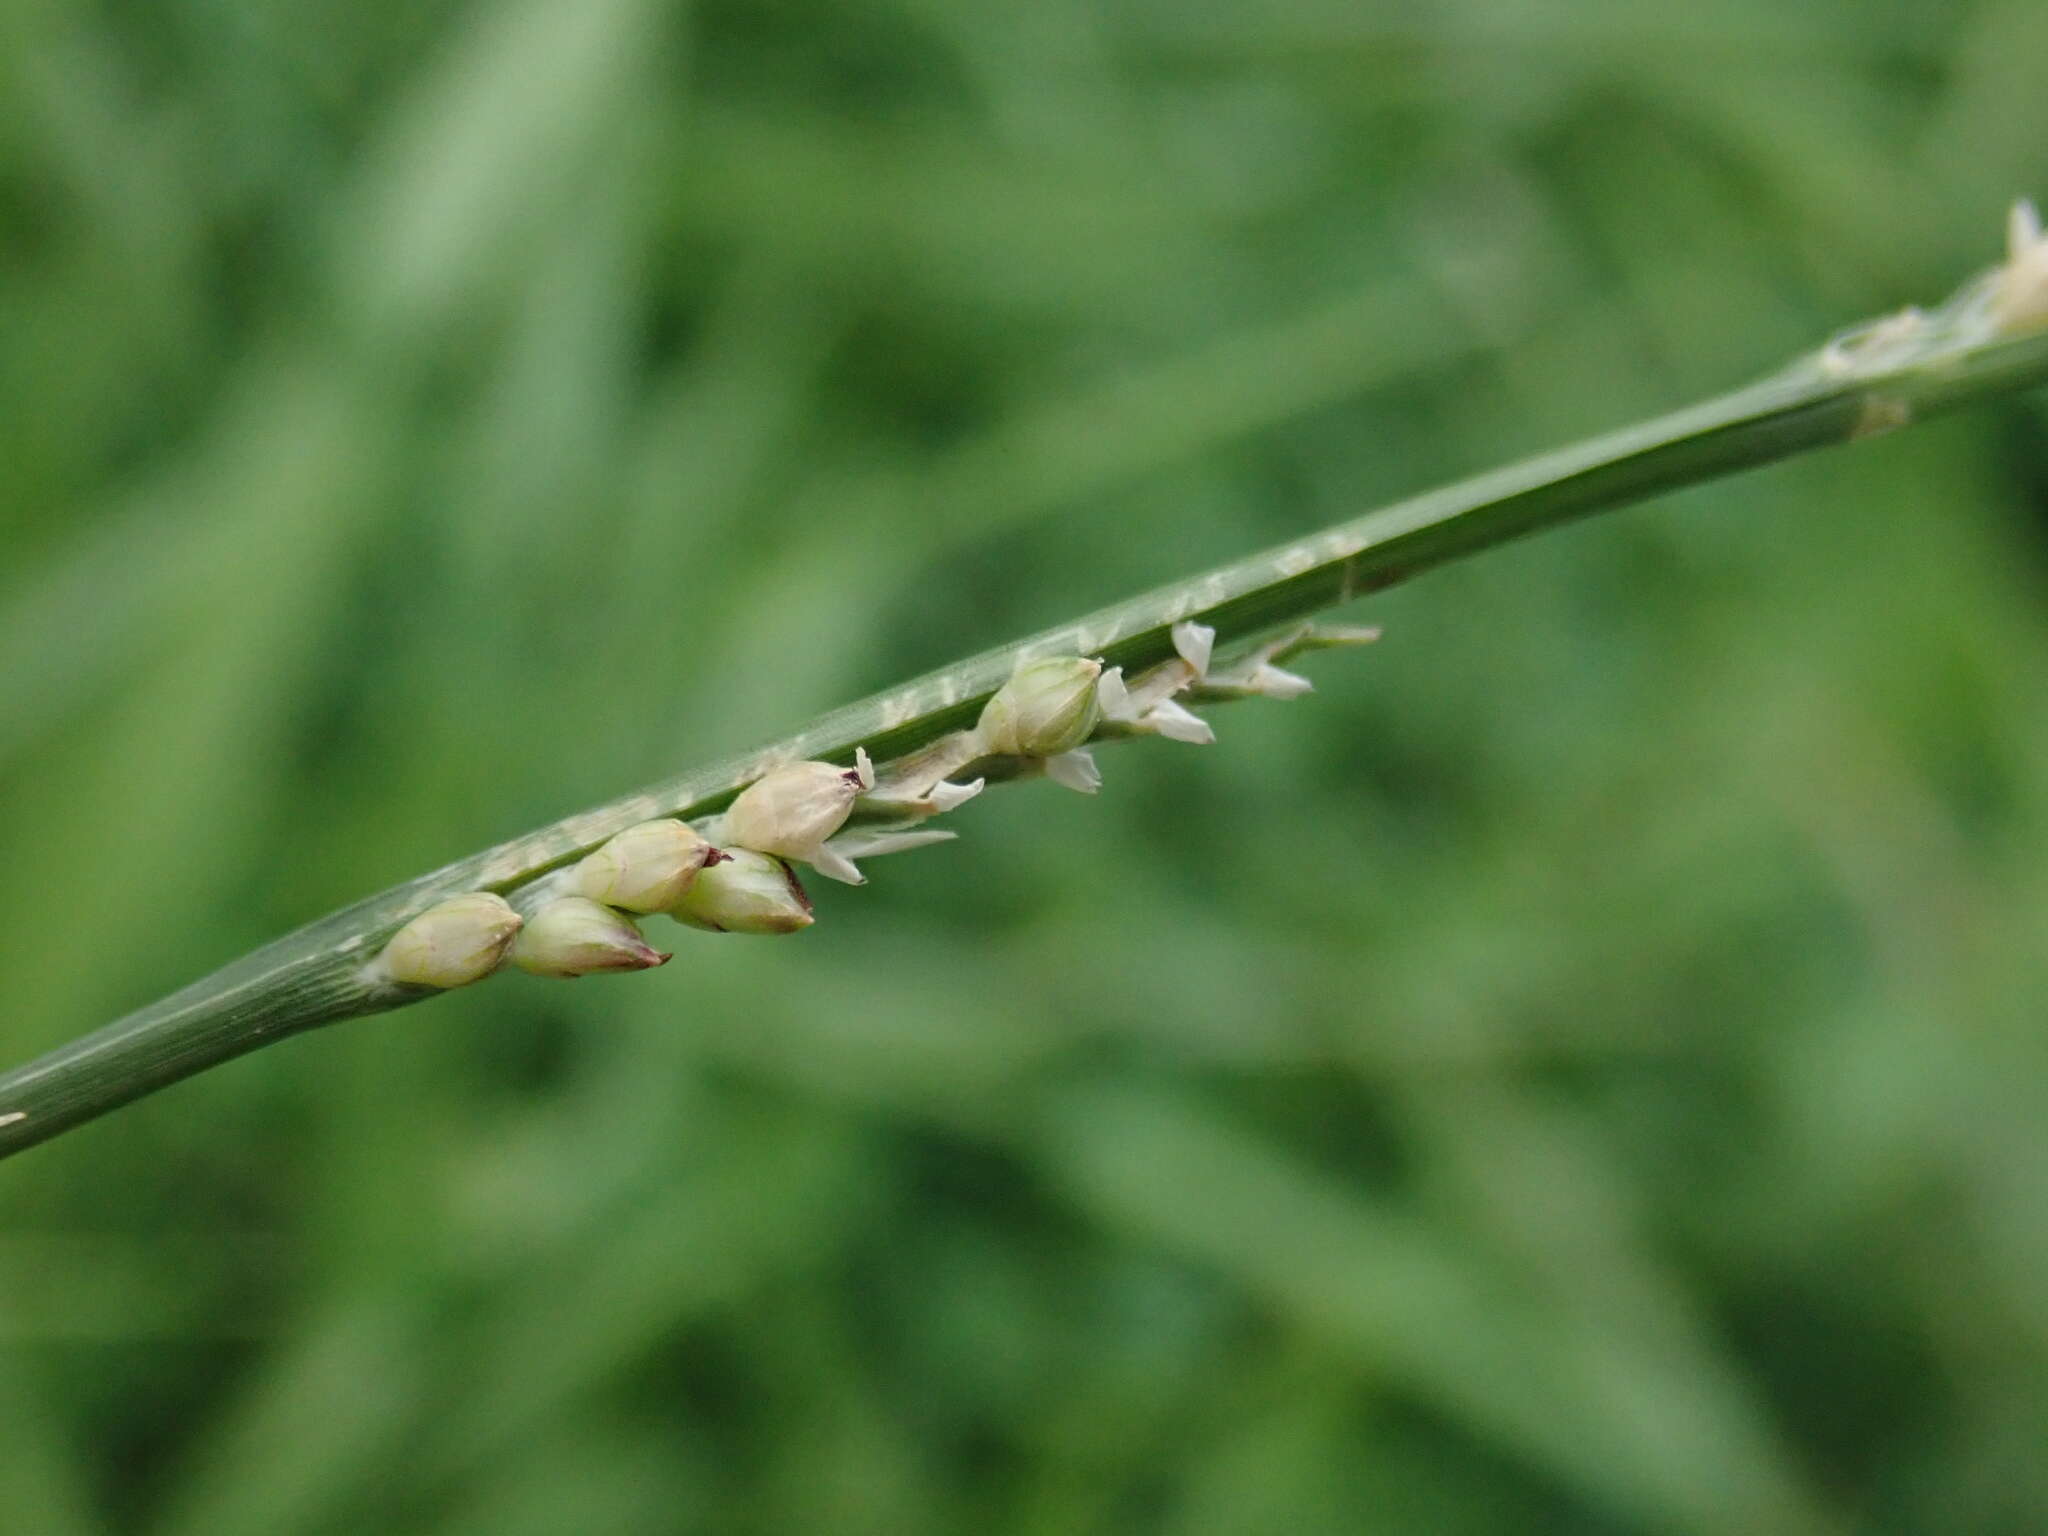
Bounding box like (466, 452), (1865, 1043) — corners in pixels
(7, 324), (2048, 1161)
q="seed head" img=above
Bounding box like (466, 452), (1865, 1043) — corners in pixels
(670, 848), (815, 934)
(378, 892), (523, 989)
(977, 656), (1103, 757)
(721, 753), (872, 860)
(510, 897), (670, 977)
(575, 819), (716, 912)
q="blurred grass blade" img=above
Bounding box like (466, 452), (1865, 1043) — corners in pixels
(1039, 1081), (1830, 1533)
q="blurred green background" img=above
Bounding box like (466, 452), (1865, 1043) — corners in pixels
(5, 0), (2048, 1531)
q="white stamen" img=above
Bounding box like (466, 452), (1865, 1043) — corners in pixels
(1248, 664), (1314, 699)
(1146, 699), (1215, 745)
(829, 827), (958, 860)
(1989, 199), (2048, 337)
(1171, 621), (1215, 678)
(807, 845), (868, 886)
(1096, 667), (1134, 721)
(1295, 624), (1382, 651)
(2011, 198), (2042, 261)
(1045, 749), (1102, 794)
(927, 778), (985, 813)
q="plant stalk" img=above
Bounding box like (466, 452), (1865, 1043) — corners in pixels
(6, 323), (2048, 1160)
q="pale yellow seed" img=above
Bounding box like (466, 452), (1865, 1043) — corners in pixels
(381, 893), (523, 989)
(575, 819), (714, 912)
